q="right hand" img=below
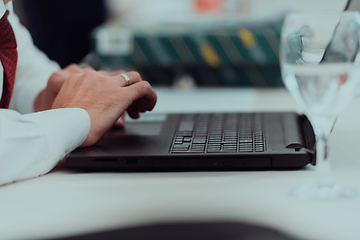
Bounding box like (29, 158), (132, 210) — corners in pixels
(51, 69), (157, 147)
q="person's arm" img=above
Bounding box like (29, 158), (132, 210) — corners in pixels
(0, 4), (92, 186)
(0, 5), (156, 186)
(7, 5), (60, 114)
(0, 108), (90, 185)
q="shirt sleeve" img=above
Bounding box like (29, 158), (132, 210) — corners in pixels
(8, 8), (61, 114)
(0, 5), (91, 186)
(0, 108), (90, 186)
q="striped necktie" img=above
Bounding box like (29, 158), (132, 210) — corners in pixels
(0, 10), (18, 109)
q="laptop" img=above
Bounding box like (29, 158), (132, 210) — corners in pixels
(66, 111), (316, 171)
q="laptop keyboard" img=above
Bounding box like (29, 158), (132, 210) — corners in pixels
(170, 113), (266, 153)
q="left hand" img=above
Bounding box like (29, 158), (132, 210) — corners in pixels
(34, 64), (89, 112)
(33, 64), (127, 126)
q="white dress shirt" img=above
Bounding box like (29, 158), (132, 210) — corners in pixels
(0, 2), (91, 186)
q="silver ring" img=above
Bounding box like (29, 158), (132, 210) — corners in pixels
(120, 73), (130, 86)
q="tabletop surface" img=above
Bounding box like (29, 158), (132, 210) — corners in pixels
(1, 87), (360, 240)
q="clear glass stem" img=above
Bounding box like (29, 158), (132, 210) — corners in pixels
(290, 124), (357, 200)
(314, 134), (335, 186)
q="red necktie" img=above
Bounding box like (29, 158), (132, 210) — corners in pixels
(0, 10), (18, 109)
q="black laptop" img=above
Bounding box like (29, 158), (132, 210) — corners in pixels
(66, 111), (316, 170)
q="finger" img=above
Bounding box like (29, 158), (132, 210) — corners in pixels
(49, 70), (70, 84)
(127, 98), (150, 115)
(109, 69), (126, 76)
(48, 70), (72, 94)
(127, 104), (141, 119)
(109, 71), (143, 87)
(125, 81), (157, 111)
(64, 64), (84, 74)
(114, 115), (125, 127)
(50, 65), (87, 87)
(82, 66), (94, 72)
(98, 70), (110, 76)
(97, 70), (126, 76)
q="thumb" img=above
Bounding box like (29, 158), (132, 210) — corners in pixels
(125, 81), (157, 111)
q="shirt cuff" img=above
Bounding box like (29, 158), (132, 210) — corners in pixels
(23, 108), (91, 161)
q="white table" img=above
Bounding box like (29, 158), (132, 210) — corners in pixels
(1, 88), (360, 240)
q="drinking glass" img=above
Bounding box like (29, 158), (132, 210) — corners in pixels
(280, 11), (360, 200)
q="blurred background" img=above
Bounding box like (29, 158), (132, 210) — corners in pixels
(13, 0), (349, 87)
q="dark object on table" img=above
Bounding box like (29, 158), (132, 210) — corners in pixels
(53, 221), (297, 240)
(67, 112), (316, 171)
(15, 0), (107, 68)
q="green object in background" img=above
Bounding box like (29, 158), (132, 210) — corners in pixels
(91, 19), (284, 87)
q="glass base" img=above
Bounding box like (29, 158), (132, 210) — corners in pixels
(290, 182), (358, 200)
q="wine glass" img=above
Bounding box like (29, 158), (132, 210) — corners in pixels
(280, 11), (360, 200)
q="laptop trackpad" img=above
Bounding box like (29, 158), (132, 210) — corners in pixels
(110, 114), (168, 136)
(110, 123), (163, 136)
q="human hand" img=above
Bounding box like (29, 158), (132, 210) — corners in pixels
(51, 69), (157, 147)
(34, 64), (128, 127)
(98, 70), (128, 127)
(34, 64), (92, 112)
